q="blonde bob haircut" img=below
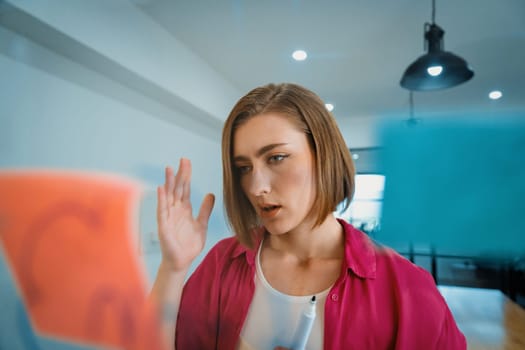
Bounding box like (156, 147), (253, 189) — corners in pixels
(222, 83), (355, 248)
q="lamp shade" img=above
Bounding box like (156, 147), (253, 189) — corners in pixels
(400, 23), (474, 91)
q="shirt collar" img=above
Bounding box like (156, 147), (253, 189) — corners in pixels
(338, 218), (377, 279)
(231, 227), (264, 267)
(231, 219), (377, 279)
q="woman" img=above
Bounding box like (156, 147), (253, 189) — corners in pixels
(150, 83), (466, 349)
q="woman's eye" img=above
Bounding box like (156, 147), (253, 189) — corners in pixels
(237, 165), (251, 174)
(268, 154), (288, 163)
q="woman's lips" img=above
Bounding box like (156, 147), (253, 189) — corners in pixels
(259, 205), (281, 219)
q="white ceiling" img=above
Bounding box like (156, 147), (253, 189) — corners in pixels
(135, 0), (525, 124)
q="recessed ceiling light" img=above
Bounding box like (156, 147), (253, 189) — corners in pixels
(488, 90), (502, 100)
(352, 153), (360, 160)
(292, 50), (307, 61)
(325, 103), (334, 112)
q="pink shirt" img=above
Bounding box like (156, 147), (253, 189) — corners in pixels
(176, 219), (466, 349)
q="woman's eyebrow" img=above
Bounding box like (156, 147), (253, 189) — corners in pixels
(233, 143), (288, 162)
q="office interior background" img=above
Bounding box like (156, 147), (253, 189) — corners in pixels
(1, 1), (524, 349)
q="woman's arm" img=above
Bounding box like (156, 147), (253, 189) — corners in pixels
(149, 159), (215, 349)
(149, 262), (189, 350)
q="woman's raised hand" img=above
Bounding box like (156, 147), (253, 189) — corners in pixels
(156, 158), (215, 272)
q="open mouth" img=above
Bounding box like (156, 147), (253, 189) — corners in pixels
(259, 204), (282, 218)
(262, 205), (281, 212)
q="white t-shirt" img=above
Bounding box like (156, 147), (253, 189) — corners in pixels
(238, 242), (330, 350)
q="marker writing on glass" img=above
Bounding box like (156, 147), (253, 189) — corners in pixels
(291, 295), (316, 350)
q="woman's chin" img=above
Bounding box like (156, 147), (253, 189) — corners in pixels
(262, 223), (290, 237)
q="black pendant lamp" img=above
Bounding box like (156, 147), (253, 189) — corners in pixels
(400, 0), (474, 91)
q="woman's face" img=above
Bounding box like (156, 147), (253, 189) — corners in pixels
(233, 113), (317, 235)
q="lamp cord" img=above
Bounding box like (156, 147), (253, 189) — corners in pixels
(407, 91), (418, 126)
(424, 0), (436, 51)
(409, 91), (414, 120)
(431, 0), (436, 24)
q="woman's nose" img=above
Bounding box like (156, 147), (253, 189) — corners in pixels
(247, 168), (271, 197)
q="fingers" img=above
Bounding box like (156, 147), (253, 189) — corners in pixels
(162, 158), (191, 205)
(172, 158), (191, 202)
(164, 166), (175, 207)
(197, 193), (215, 228)
(182, 158), (191, 201)
(157, 185), (167, 226)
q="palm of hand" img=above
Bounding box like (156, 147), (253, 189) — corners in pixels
(157, 159), (215, 272)
(159, 199), (206, 271)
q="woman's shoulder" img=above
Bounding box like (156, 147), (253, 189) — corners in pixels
(338, 220), (440, 293)
(207, 235), (250, 257)
(183, 235), (255, 298)
(197, 235), (257, 270)
(375, 243), (437, 287)
(340, 219), (432, 281)
(211, 235), (241, 252)
(185, 236), (246, 285)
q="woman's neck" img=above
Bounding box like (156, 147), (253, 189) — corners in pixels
(264, 215), (344, 262)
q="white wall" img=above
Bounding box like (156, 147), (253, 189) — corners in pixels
(6, 0), (240, 124)
(0, 0), (242, 286)
(337, 115), (385, 149)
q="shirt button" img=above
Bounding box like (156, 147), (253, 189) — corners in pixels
(331, 294), (339, 302)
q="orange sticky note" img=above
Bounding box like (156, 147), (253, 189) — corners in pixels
(0, 170), (163, 349)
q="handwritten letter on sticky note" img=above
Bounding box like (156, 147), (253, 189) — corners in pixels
(0, 170), (163, 350)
